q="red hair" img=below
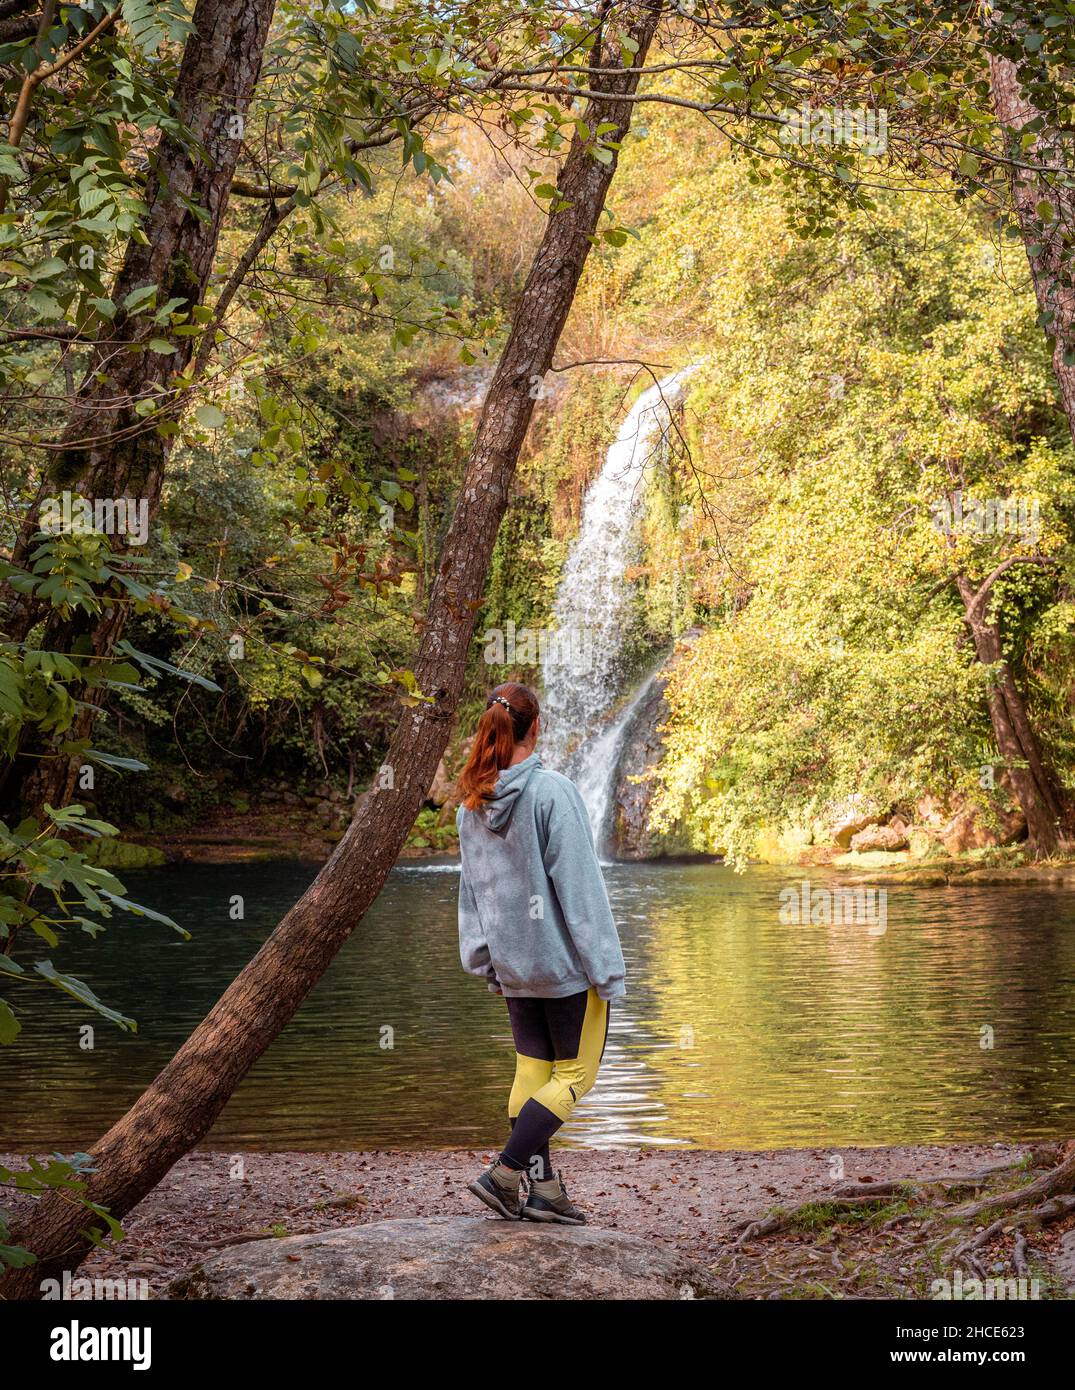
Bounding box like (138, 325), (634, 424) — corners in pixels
(458, 683), (540, 810)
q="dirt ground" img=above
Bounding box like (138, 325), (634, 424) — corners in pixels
(6, 1142), (1049, 1297)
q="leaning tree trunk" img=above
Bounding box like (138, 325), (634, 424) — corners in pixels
(0, 0), (277, 817)
(0, 0), (664, 1298)
(989, 33), (1075, 444)
(956, 574), (1063, 856)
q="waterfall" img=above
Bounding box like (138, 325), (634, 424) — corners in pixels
(540, 369), (693, 850)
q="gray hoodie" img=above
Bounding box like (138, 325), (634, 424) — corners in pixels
(456, 754), (626, 1000)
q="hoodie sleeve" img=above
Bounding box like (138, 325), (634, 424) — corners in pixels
(541, 781), (626, 1000)
(457, 816), (501, 993)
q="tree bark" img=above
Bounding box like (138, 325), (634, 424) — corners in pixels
(989, 33), (1075, 444)
(0, 0), (278, 816)
(956, 573), (1062, 856)
(970, 20), (1074, 854)
(0, 0), (664, 1298)
(58, 0), (279, 491)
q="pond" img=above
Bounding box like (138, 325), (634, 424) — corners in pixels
(4, 859), (1074, 1153)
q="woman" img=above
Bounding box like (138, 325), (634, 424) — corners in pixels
(456, 681), (626, 1225)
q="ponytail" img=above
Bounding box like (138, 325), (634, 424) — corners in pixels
(458, 683), (539, 810)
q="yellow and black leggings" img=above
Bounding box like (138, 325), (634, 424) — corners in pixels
(499, 987), (609, 1181)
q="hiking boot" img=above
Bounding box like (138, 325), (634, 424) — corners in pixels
(467, 1162), (523, 1220)
(522, 1172), (586, 1225)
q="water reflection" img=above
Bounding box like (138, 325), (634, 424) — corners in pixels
(2, 860), (1073, 1151)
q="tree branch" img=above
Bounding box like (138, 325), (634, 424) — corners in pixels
(968, 555), (1054, 619)
(6, 3), (120, 149)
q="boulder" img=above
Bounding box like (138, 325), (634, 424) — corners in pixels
(908, 828), (939, 859)
(427, 756), (456, 808)
(849, 823), (909, 853)
(167, 1215), (730, 1302)
(831, 810), (879, 849)
(914, 792), (951, 827)
(941, 804), (1026, 856)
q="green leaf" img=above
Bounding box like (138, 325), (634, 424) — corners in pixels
(46, 804), (120, 837)
(0, 1000), (20, 1045)
(122, 284), (156, 314)
(30, 920), (58, 948)
(28, 289), (63, 319)
(116, 641), (222, 693)
(28, 258), (67, 281)
(98, 891), (188, 937)
(85, 749), (150, 773)
(32, 960), (137, 1031)
(195, 404), (226, 429)
(0, 1242), (37, 1269)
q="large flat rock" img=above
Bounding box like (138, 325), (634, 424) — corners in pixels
(168, 1215), (731, 1301)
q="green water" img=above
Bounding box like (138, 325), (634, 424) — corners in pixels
(3, 859), (1075, 1152)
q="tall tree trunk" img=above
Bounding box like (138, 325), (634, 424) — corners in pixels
(0, 0), (664, 1298)
(989, 32), (1075, 444)
(976, 18), (1072, 853)
(956, 574), (1062, 856)
(0, 0), (278, 815)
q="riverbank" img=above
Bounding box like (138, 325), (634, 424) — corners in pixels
(9, 1142), (1075, 1299)
(119, 806), (453, 866)
(113, 803), (1075, 885)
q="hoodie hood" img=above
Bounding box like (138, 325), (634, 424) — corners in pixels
(480, 753), (542, 831)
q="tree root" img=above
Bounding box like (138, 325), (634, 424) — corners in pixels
(949, 1147), (1075, 1222)
(734, 1152), (1040, 1248)
(734, 1150), (1062, 1251)
(735, 1195), (900, 1247)
(945, 1193), (1075, 1260)
(730, 1143), (1075, 1298)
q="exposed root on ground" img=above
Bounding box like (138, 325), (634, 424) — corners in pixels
(944, 1194), (1075, 1260)
(720, 1143), (1075, 1300)
(948, 1147), (1075, 1221)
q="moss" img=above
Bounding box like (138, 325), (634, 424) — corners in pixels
(85, 838), (167, 869)
(786, 1197), (909, 1233)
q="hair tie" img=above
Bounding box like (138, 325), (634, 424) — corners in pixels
(489, 695), (512, 714)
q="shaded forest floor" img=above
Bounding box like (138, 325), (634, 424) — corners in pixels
(8, 1142), (1074, 1299)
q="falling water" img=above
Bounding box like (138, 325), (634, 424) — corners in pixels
(541, 369), (693, 850)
